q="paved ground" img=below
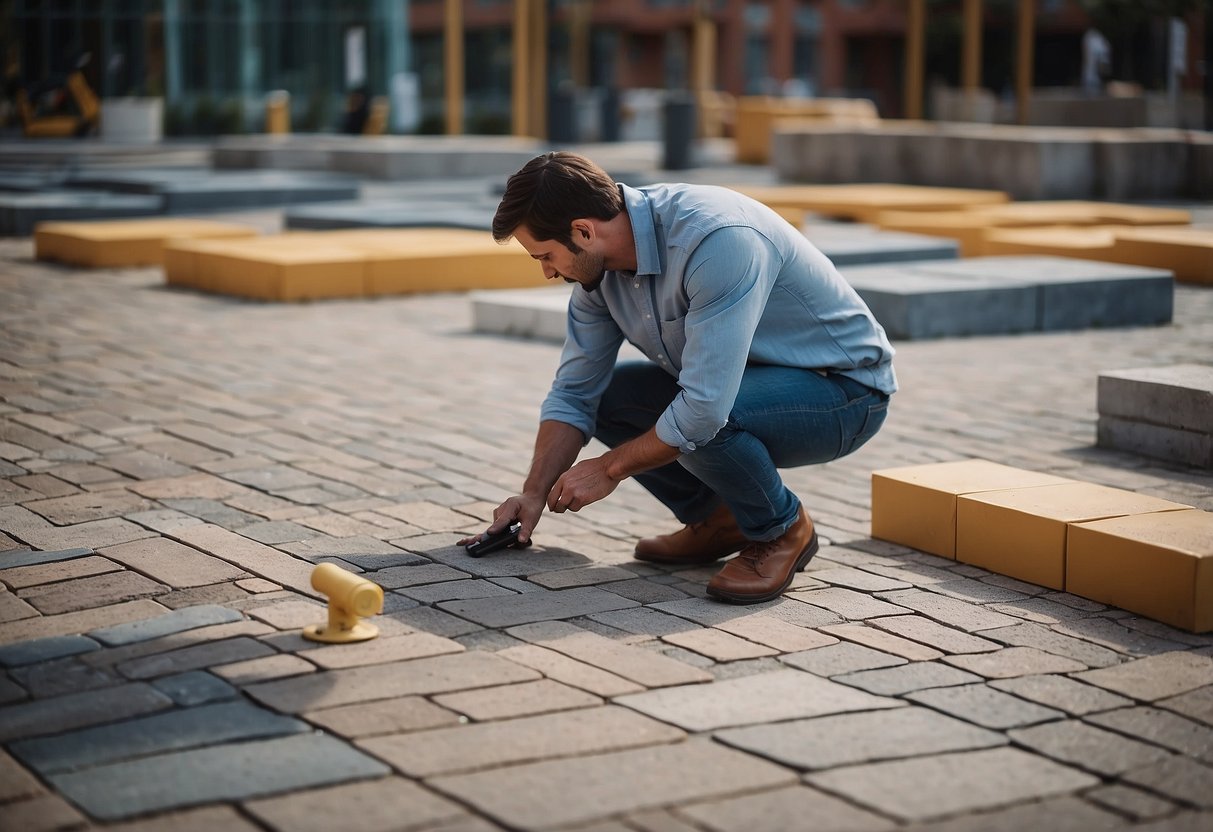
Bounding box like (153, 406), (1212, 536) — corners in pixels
(1, 145), (1213, 832)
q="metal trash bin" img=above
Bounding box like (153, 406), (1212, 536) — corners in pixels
(662, 92), (696, 170)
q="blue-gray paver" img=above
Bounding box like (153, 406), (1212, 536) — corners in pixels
(0, 634), (99, 668)
(88, 605), (245, 647)
(151, 671), (239, 706)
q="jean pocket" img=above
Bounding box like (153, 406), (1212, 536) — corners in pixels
(841, 397), (889, 457)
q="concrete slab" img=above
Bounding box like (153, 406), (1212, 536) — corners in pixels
(65, 169), (359, 214)
(0, 192), (162, 237)
(284, 200), (494, 231)
(806, 224), (959, 265)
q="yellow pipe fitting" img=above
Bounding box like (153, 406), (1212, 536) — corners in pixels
(302, 563), (384, 644)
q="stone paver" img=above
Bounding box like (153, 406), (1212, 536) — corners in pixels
(17, 570), (168, 615)
(98, 538), (249, 588)
(780, 640), (907, 677)
(905, 683), (1065, 729)
(1008, 719), (1173, 776)
(1074, 651), (1213, 701)
(942, 645), (1087, 678)
(869, 614), (1002, 654)
(439, 586), (639, 628)
(303, 695), (461, 739)
(432, 679), (602, 721)
(616, 667), (901, 731)
(244, 777), (467, 832)
(835, 661), (983, 696)
(0, 682), (172, 742)
(805, 747), (1099, 822)
(1086, 705), (1213, 762)
(990, 673), (1134, 716)
(678, 785), (894, 832)
(496, 644), (644, 697)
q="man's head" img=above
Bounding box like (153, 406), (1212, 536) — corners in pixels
(493, 152), (623, 251)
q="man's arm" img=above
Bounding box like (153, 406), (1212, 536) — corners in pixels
(548, 426), (679, 515)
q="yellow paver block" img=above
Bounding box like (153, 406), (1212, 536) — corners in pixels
(956, 482), (1191, 591)
(1111, 227), (1213, 285)
(362, 236), (540, 296)
(870, 459), (1074, 559)
(733, 184), (1009, 225)
(35, 219), (259, 268)
(197, 238), (371, 301)
(1068, 509), (1213, 633)
(734, 96), (880, 164)
(980, 226), (1122, 260)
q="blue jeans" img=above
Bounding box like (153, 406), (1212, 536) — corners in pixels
(594, 361), (889, 541)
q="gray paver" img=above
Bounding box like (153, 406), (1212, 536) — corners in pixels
(780, 641), (907, 676)
(869, 615), (1002, 654)
(905, 683), (1065, 729)
(895, 796), (1128, 832)
(439, 586), (639, 627)
(507, 621), (711, 687)
(432, 679), (602, 721)
(942, 646), (1088, 678)
(0, 682), (172, 742)
(496, 644), (644, 697)
(990, 674), (1134, 716)
(805, 747), (1099, 822)
(717, 706), (1005, 770)
(303, 695), (461, 739)
(1121, 755), (1213, 809)
(1085, 783), (1183, 821)
(244, 777), (467, 832)
(820, 622), (944, 661)
(1074, 651), (1213, 701)
(116, 636), (276, 680)
(678, 784), (894, 832)
(17, 570), (168, 615)
(429, 739), (797, 830)
(616, 667), (901, 731)
(1158, 686), (1213, 727)
(875, 589), (1021, 632)
(48, 732), (388, 821)
(0, 547), (93, 570)
(151, 671), (239, 706)
(1086, 706), (1213, 762)
(359, 705), (683, 777)
(98, 537), (249, 588)
(835, 661), (983, 696)
(982, 622), (1122, 668)
(11, 700), (309, 774)
(89, 604), (244, 647)
(793, 586), (911, 619)
(1008, 719), (1173, 776)
(0, 634), (98, 667)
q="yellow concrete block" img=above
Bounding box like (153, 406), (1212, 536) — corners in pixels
(1067, 509), (1213, 633)
(871, 460), (1074, 559)
(1112, 227), (1213, 285)
(734, 184), (1009, 224)
(163, 238), (248, 291)
(873, 211), (997, 257)
(364, 238), (540, 296)
(734, 97), (879, 164)
(36, 219), (258, 268)
(980, 226), (1122, 261)
(201, 240), (369, 301)
(956, 482), (1191, 590)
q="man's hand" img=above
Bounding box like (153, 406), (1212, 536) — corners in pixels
(457, 492), (546, 546)
(548, 457), (620, 513)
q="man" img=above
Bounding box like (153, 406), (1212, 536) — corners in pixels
(462, 152), (896, 603)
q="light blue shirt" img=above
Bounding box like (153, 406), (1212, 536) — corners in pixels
(541, 182), (897, 453)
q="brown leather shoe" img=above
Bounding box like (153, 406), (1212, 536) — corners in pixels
(706, 505), (818, 604)
(634, 503), (749, 566)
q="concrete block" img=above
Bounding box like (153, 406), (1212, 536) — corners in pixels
(981, 227), (1122, 261)
(284, 200), (493, 231)
(915, 256), (1174, 331)
(1097, 416), (1213, 469)
(1112, 227), (1213, 285)
(1097, 364), (1213, 434)
(471, 287), (571, 342)
(35, 219), (259, 268)
(871, 459), (1075, 559)
(1190, 130), (1213, 198)
(736, 183), (1008, 224)
(364, 240), (539, 296)
(1068, 510), (1213, 633)
(843, 266), (1037, 340)
(956, 482), (1191, 590)
(66, 168), (359, 213)
(1095, 129), (1191, 201)
(0, 192), (162, 237)
(0, 635), (99, 668)
(806, 224), (959, 265)
(197, 239), (369, 301)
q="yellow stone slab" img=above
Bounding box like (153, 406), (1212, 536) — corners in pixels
(980, 226), (1122, 261)
(198, 239), (370, 301)
(1112, 227), (1213, 285)
(364, 237), (541, 296)
(163, 238), (249, 292)
(35, 219), (259, 268)
(733, 184), (1009, 224)
(734, 96), (880, 164)
(1068, 509), (1213, 633)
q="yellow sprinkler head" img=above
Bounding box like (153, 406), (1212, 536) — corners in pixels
(302, 562), (384, 644)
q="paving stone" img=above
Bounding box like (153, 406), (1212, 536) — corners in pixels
(160, 498), (261, 529)
(717, 705), (1006, 770)
(988, 596), (1100, 624)
(117, 637), (277, 680)
(89, 604), (245, 646)
(244, 777), (467, 832)
(98, 537), (249, 588)
(792, 586), (911, 619)
(172, 524), (316, 595)
(529, 565), (636, 589)
(432, 679), (602, 721)
(496, 644), (644, 697)
(48, 732), (389, 821)
(419, 537), (593, 578)
(981, 622), (1122, 668)
(624, 807), (703, 832)
(429, 739), (797, 830)
(157, 582), (251, 609)
(245, 599), (328, 630)
(18, 569), (168, 615)
(151, 671), (238, 706)
(905, 683), (1065, 729)
(0, 598), (169, 646)
(454, 629), (526, 652)
(1053, 617), (1192, 658)
(1008, 719), (1173, 776)
(440, 587), (640, 629)
(805, 746), (1099, 823)
(298, 631), (465, 670)
(400, 578), (517, 604)
(0, 672), (27, 705)
(942, 646), (1088, 678)
(101, 805), (264, 832)
(662, 627), (779, 661)
(869, 615), (1002, 654)
(246, 651), (541, 713)
(303, 695), (461, 739)
(1085, 706), (1213, 763)
(387, 605), (483, 638)
(212, 653), (316, 685)
(236, 520), (319, 544)
(1158, 686), (1213, 727)
(0, 547), (94, 570)
(586, 606), (700, 637)
(10, 700), (309, 775)
(0, 681), (172, 742)
(1121, 755), (1213, 809)
(84, 620), (276, 670)
(19, 517), (157, 551)
(0, 634), (99, 667)
(806, 565), (913, 593)
(678, 784), (894, 832)
(875, 589), (1021, 632)
(895, 796), (1128, 832)
(0, 590), (37, 623)
(0, 748), (44, 802)
(23, 489), (152, 525)
(990, 674), (1134, 716)
(925, 578), (1031, 605)
(8, 654), (122, 699)
(714, 613), (840, 653)
(0, 793), (87, 832)
(373, 563), (470, 589)
(1084, 783), (1182, 821)
(360, 704), (684, 777)
(0, 555), (121, 589)
(780, 641), (907, 677)
(616, 668), (901, 731)
(1074, 651), (1213, 701)
(236, 577), (281, 594)
(820, 623), (944, 661)
(835, 661), (983, 696)
(506, 621), (712, 688)
(652, 596), (841, 629)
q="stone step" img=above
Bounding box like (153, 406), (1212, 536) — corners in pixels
(1096, 364), (1213, 468)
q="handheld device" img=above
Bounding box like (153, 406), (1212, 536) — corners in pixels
(465, 521), (530, 558)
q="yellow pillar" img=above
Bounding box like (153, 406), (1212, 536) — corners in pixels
(570, 0), (591, 90)
(513, 0), (531, 136)
(962, 0), (982, 92)
(691, 0), (717, 136)
(904, 0), (926, 119)
(528, 0), (548, 138)
(1015, 0), (1035, 125)
(445, 0), (464, 135)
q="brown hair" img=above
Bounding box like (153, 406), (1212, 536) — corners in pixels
(493, 152), (623, 251)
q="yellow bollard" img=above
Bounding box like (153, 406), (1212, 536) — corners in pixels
(302, 563), (383, 644)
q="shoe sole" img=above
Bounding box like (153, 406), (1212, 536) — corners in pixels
(705, 532), (819, 605)
(632, 547), (743, 567)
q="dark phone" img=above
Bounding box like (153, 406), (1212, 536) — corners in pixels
(465, 521), (530, 557)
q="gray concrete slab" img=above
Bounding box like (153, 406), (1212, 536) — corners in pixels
(0, 191), (162, 236)
(806, 224), (960, 266)
(284, 199), (494, 231)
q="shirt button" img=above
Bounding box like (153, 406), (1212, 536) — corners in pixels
(645, 314), (651, 319)
(657, 354), (665, 360)
(633, 282), (640, 288)
(686, 442), (697, 451)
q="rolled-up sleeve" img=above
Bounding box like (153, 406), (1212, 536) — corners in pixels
(655, 226), (781, 453)
(539, 287), (625, 443)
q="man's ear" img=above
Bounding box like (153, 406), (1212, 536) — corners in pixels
(571, 218), (594, 243)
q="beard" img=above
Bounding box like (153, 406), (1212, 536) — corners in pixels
(563, 241), (607, 292)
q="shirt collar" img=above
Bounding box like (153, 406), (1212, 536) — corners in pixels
(620, 183), (661, 277)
